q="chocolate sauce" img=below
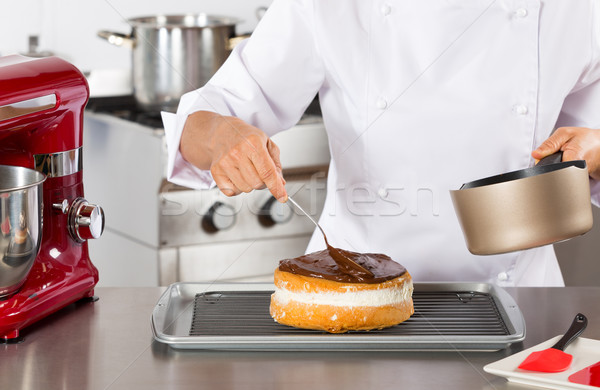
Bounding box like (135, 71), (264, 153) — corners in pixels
(326, 244), (375, 278)
(285, 196), (377, 280)
(278, 248), (407, 283)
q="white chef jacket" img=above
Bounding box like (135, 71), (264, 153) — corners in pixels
(162, 0), (600, 287)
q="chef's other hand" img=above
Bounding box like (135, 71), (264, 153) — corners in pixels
(532, 127), (600, 180)
(180, 111), (288, 202)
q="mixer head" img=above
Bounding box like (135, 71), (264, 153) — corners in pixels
(0, 55), (89, 161)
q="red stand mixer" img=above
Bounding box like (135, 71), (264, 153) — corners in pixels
(0, 55), (104, 341)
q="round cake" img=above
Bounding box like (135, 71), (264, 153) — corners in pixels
(269, 248), (413, 333)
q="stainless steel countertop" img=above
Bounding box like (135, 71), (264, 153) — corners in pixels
(1, 286), (599, 390)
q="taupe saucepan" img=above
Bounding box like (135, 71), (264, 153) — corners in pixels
(451, 152), (593, 255)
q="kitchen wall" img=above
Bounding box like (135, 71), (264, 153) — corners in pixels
(1, 0), (271, 72)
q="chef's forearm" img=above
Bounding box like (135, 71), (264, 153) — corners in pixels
(180, 110), (222, 170)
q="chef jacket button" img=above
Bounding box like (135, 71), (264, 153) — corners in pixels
(378, 187), (389, 198)
(381, 4), (392, 16)
(376, 97), (388, 110)
(514, 104), (528, 115)
(497, 272), (509, 281)
(515, 8), (528, 18)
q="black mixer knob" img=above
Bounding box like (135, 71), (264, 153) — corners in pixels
(66, 198), (105, 243)
(258, 196), (293, 227)
(201, 202), (236, 233)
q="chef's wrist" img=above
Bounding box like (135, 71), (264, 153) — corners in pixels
(180, 110), (223, 170)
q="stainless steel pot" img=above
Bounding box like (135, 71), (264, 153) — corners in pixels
(0, 165), (45, 298)
(450, 153), (593, 255)
(98, 14), (242, 112)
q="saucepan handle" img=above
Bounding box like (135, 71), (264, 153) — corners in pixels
(97, 31), (136, 49)
(536, 151), (564, 166)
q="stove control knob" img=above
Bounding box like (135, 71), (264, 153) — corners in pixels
(67, 197), (105, 243)
(258, 196), (293, 227)
(202, 202), (236, 232)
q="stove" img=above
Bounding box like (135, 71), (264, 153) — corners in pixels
(83, 96), (329, 287)
(86, 95), (164, 127)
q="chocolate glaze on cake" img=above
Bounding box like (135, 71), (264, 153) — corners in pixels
(278, 248), (407, 283)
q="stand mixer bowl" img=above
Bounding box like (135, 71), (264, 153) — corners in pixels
(0, 165), (45, 298)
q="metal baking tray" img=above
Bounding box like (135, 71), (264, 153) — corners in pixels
(151, 282), (525, 351)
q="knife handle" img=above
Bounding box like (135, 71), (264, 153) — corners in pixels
(552, 313), (588, 351)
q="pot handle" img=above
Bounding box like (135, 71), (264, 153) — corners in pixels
(97, 31), (135, 49)
(256, 6), (268, 20)
(227, 6), (268, 50)
(536, 151), (564, 166)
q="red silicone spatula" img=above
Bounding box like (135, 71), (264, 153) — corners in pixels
(518, 313), (588, 373)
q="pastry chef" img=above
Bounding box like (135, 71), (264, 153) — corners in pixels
(162, 0), (600, 287)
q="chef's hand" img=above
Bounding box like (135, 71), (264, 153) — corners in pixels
(180, 111), (288, 202)
(532, 127), (600, 180)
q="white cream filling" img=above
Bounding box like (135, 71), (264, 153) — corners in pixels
(272, 281), (413, 307)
